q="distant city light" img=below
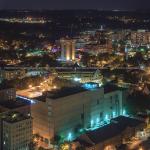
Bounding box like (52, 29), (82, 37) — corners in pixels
(53, 85), (57, 89)
(83, 82), (99, 90)
(74, 77), (81, 82)
(29, 85), (32, 88)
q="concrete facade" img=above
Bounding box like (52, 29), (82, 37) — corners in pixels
(31, 86), (126, 144)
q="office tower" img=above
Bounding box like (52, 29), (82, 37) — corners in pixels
(131, 30), (150, 45)
(60, 38), (75, 61)
(0, 87), (33, 149)
(2, 112), (32, 150)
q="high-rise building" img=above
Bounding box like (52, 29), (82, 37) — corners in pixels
(60, 38), (75, 61)
(2, 112), (32, 150)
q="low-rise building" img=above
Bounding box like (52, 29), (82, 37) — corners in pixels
(73, 116), (145, 150)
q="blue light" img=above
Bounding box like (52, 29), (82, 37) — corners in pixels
(83, 82), (99, 90)
(68, 132), (72, 141)
(16, 95), (36, 104)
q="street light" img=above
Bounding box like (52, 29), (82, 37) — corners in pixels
(53, 85), (57, 89)
(139, 147), (143, 150)
(29, 85), (32, 88)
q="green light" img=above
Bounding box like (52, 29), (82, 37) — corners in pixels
(96, 118), (100, 124)
(79, 129), (84, 133)
(105, 114), (108, 121)
(140, 48), (145, 52)
(123, 109), (126, 116)
(113, 111), (116, 118)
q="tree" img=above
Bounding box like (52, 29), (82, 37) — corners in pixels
(51, 134), (61, 145)
(76, 146), (86, 150)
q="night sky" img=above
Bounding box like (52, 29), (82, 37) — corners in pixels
(0, 0), (149, 10)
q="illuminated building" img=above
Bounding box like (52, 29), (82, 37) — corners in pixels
(0, 88), (33, 150)
(60, 38), (76, 61)
(125, 45), (129, 61)
(131, 30), (150, 45)
(0, 87), (16, 101)
(73, 116), (145, 150)
(2, 112), (32, 150)
(31, 84), (127, 147)
(84, 28), (113, 54)
(0, 69), (26, 80)
(56, 68), (103, 84)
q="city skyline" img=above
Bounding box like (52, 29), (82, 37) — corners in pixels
(0, 1), (150, 148)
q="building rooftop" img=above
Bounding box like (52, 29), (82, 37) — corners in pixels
(85, 123), (125, 146)
(103, 84), (127, 94)
(111, 116), (144, 128)
(0, 97), (30, 109)
(3, 112), (31, 123)
(0, 68), (23, 71)
(56, 68), (97, 73)
(0, 84), (14, 90)
(47, 86), (87, 99)
(76, 116), (145, 148)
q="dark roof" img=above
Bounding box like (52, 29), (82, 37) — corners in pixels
(111, 116), (144, 128)
(86, 123), (125, 145)
(75, 138), (93, 147)
(47, 86), (87, 99)
(0, 98), (30, 109)
(0, 85), (14, 90)
(103, 84), (127, 94)
(35, 95), (47, 102)
(3, 112), (31, 123)
(0, 68), (22, 71)
(76, 116), (144, 147)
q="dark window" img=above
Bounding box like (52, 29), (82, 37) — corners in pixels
(97, 100), (99, 105)
(100, 112), (103, 118)
(81, 113), (84, 120)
